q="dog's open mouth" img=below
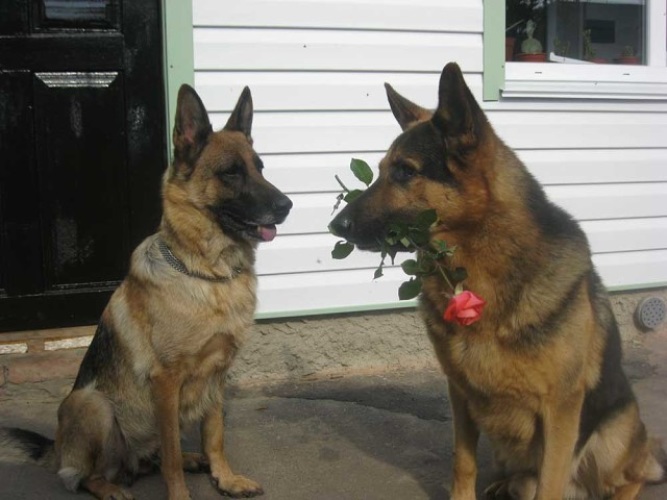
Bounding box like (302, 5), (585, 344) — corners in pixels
(211, 207), (281, 242)
(255, 224), (277, 242)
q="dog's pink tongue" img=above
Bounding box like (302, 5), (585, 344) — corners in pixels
(258, 224), (277, 242)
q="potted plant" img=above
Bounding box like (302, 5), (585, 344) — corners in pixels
(517, 19), (547, 62)
(583, 29), (607, 63)
(617, 45), (640, 65)
(507, 0), (547, 62)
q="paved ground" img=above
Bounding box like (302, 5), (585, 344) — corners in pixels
(0, 330), (665, 500)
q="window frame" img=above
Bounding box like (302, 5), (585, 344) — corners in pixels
(484, 0), (667, 101)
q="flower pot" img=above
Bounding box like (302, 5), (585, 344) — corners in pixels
(587, 57), (608, 64)
(616, 56), (640, 65)
(516, 52), (546, 62)
(505, 37), (516, 61)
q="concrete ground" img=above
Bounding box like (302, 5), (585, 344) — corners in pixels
(0, 331), (666, 500)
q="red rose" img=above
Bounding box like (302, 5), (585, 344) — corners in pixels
(443, 290), (486, 326)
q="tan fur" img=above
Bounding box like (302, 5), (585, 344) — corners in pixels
(330, 62), (664, 500)
(1, 85), (290, 500)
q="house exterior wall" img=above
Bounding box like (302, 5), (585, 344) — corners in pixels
(2, 0), (665, 391)
(192, 0), (666, 317)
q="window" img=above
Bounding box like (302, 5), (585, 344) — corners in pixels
(507, 0), (646, 64)
(495, 0), (667, 100)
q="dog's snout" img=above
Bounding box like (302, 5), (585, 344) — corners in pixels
(273, 195), (293, 217)
(329, 212), (353, 238)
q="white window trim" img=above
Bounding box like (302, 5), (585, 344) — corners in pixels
(503, 0), (667, 100)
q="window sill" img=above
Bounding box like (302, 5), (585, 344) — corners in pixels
(503, 61), (667, 100)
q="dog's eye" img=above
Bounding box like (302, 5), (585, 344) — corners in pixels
(392, 163), (417, 183)
(220, 163), (244, 178)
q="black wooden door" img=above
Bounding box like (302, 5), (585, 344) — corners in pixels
(0, 0), (166, 332)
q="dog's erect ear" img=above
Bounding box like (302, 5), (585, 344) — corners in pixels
(224, 86), (253, 138)
(385, 83), (431, 131)
(433, 62), (484, 144)
(173, 84), (212, 164)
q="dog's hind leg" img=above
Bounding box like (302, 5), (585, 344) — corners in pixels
(57, 388), (132, 499)
(202, 399), (264, 497)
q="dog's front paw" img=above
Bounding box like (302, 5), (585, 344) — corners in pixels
(211, 473), (264, 498)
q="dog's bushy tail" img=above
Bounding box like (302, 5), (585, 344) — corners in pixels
(0, 427), (57, 471)
(645, 438), (667, 484)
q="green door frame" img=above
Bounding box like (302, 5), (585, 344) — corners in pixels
(162, 0), (195, 157)
(483, 0), (505, 101)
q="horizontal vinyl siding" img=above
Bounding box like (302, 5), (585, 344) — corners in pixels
(193, 0), (484, 315)
(485, 109), (667, 295)
(192, 0), (666, 317)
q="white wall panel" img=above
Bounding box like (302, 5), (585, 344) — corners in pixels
(582, 219), (667, 254)
(207, 111), (667, 154)
(194, 29), (483, 72)
(489, 111), (667, 150)
(260, 148), (667, 195)
(593, 250), (667, 289)
(256, 218), (667, 276)
(256, 267), (414, 316)
(195, 72), (483, 112)
(519, 149), (667, 185)
(255, 250), (667, 316)
(255, 233), (410, 276)
(270, 184), (667, 237)
(191, 0), (666, 318)
(194, 0), (483, 33)
(545, 183), (667, 221)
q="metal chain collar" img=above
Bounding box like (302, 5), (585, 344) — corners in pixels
(157, 238), (242, 283)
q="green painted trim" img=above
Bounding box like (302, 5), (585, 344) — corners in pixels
(255, 300), (417, 321)
(162, 0), (195, 160)
(254, 282), (667, 321)
(606, 282), (667, 293)
(483, 0), (505, 101)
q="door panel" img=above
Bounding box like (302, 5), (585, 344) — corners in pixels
(0, 71), (41, 296)
(0, 0), (166, 332)
(33, 72), (128, 289)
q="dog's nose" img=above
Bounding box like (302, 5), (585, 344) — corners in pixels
(329, 213), (353, 237)
(274, 195), (293, 216)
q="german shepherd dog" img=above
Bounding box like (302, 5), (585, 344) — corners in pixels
(330, 63), (665, 499)
(0, 85), (292, 499)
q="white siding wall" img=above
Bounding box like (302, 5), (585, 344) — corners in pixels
(192, 0), (667, 318)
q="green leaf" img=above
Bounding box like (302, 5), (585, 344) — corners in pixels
(408, 227), (429, 247)
(401, 259), (419, 276)
(373, 265), (384, 280)
(331, 241), (354, 259)
(415, 209), (438, 229)
(400, 237), (412, 248)
(350, 158), (374, 187)
(344, 189), (364, 203)
(398, 278), (422, 300)
(386, 248), (398, 265)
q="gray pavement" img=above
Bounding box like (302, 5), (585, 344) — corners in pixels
(1, 331), (666, 499)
